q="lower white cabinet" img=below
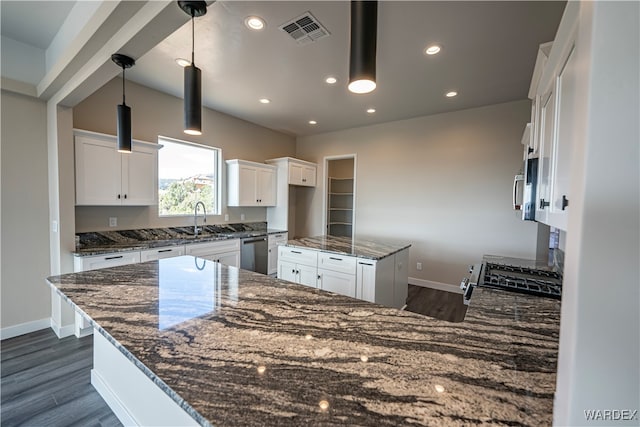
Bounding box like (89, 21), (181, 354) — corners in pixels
(318, 269), (356, 297)
(267, 232), (288, 275)
(140, 246), (185, 262)
(74, 251), (141, 272)
(184, 239), (240, 267)
(277, 246), (409, 308)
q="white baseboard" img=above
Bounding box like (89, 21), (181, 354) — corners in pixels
(409, 277), (462, 294)
(91, 370), (138, 427)
(0, 318), (51, 340)
(50, 318), (75, 339)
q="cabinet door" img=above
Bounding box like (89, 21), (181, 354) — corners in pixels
(140, 246), (184, 262)
(268, 245), (278, 275)
(75, 136), (121, 205)
(318, 269), (356, 297)
(536, 89), (556, 223)
(123, 143), (157, 206)
(257, 167), (276, 205)
(237, 165), (258, 206)
(288, 163), (303, 185)
(297, 264), (318, 288)
(548, 45), (577, 231)
(278, 260), (298, 282)
(301, 165), (316, 187)
(217, 251), (240, 268)
(356, 261), (376, 303)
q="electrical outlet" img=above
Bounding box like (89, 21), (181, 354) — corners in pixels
(109, 217), (118, 227)
(416, 262), (423, 271)
(240, 213), (245, 221)
(224, 214), (229, 221)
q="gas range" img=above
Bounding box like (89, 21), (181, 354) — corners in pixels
(461, 255), (563, 305)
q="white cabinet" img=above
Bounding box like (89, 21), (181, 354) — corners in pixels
(140, 245), (185, 262)
(288, 161), (316, 187)
(356, 256), (394, 307)
(268, 232), (288, 275)
(527, 42), (554, 157)
(317, 252), (357, 297)
(184, 239), (241, 267)
(226, 159), (276, 207)
(530, 9), (578, 231)
(74, 129), (158, 206)
(277, 246), (318, 288)
(74, 251), (141, 272)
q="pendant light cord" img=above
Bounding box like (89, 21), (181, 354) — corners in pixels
(122, 66), (126, 105)
(191, 14), (195, 65)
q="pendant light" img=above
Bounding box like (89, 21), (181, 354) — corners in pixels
(111, 53), (136, 153)
(348, 1), (378, 94)
(178, 1), (207, 136)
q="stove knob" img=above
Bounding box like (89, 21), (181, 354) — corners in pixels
(460, 277), (469, 291)
(468, 265), (474, 274)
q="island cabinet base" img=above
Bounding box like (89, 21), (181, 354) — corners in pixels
(91, 331), (200, 427)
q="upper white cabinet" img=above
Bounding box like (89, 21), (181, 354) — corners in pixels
(226, 159), (276, 207)
(530, 3), (578, 231)
(266, 157), (316, 187)
(74, 130), (159, 206)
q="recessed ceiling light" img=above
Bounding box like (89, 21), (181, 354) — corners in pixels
(445, 91), (458, 98)
(245, 16), (265, 30)
(325, 76), (337, 84)
(259, 98), (271, 104)
(425, 45), (441, 55)
(308, 120), (318, 125)
(175, 58), (190, 67)
(366, 108), (376, 114)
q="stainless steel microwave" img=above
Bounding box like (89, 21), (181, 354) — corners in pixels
(513, 158), (538, 221)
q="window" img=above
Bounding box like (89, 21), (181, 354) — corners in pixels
(158, 136), (221, 216)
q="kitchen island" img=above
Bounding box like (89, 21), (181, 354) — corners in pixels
(279, 235), (411, 308)
(46, 256), (560, 426)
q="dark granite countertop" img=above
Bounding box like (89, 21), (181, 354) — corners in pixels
(284, 235), (411, 260)
(47, 256), (560, 426)
(73, 223), (287, 257)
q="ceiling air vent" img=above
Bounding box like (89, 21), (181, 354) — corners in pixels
(279, 12), (330, 45)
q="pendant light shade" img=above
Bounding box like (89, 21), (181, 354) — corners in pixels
(348, 1), (378, 94)
(111, 53), (135, 153)
(178, 1), (207, 136)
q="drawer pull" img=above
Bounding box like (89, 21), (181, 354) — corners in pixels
(105, 255), (124, 260)
(329, 257), (343, 261)
(358, 262), (373, 266)
(291, 250), (302, 254)
(158, 249), (172, 253)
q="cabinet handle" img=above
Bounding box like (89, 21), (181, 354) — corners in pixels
(527, 147), (534, 154)
(117, 194), (121, 199)
(329, 257), (343, 261)
(124, 194), (127, 199)
(292, 269), (296, 274)
(561, 195), (569, 210)
(302, 178), (306, 182)
(296, 270), (300, 275)
(358, 262), (373, 266)
(158, 249), (172, 253)
(291, 250), (302, 254)
(105, 255), (124, 260)
(317, 274), (321, 280)
(539, 198), (550, 209)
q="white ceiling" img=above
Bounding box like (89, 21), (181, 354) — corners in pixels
(1, 1), (75, 49)
(1, 1), (566, 137)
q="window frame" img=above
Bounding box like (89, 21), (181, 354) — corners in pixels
(157, 135), (222, 217)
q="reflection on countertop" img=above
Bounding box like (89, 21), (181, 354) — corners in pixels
(74, 222), (287, 257)
(47, 256), (560, 427)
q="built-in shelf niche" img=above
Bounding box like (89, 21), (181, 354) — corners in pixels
(327, 157), (355, 238)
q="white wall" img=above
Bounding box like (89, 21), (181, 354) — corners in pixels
(554, 1), (640, 424)
(1, 90), (51, 335)
(296, 100), (539, 285)
(72, 78), (296, 232)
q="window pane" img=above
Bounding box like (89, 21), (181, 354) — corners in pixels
(158, 137), (220, 216)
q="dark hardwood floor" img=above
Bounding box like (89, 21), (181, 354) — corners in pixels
(404, 285), (467, 322)
(1, 329), (121, 427)
(0, 286), (464, 425)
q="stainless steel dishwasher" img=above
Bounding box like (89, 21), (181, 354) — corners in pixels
(240, 235), (268, 274)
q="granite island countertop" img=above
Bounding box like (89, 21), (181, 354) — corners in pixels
(285, 235), (411, 260)
(46, 256), (560, 426)
(74, 223), (287, 257)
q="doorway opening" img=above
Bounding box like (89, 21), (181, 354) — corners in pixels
(325, 155), (356, 239)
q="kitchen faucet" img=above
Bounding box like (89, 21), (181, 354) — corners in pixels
(194, 201), (206, 237)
